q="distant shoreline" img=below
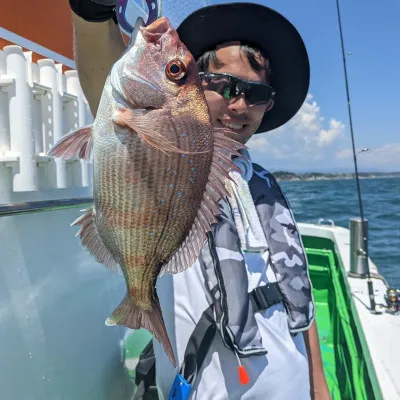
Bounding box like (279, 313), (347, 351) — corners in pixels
(272, 172), (400, 182)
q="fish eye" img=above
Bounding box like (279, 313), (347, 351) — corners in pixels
(165, 59), (186, 81)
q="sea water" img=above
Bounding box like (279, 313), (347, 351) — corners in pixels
(280, 177), (400, 288)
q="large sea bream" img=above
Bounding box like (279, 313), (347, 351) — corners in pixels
(48, 17), (244, 366)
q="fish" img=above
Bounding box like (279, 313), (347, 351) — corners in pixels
(47, 16), (245, 367)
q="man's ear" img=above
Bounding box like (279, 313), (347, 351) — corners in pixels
(266, 99), (274, 112)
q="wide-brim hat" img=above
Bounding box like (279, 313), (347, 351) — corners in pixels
(176, 2), (310, 134)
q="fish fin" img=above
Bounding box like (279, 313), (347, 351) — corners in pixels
(113, 109), (206, 155)
(159, 128), (246, 276)
(47, 125), (93, 160)
(71, 208), (121, 274)
(105, 295), (176, 367)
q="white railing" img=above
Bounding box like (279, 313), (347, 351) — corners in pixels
(0, 45), (93, 203)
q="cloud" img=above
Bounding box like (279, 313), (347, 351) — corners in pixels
(247, 93), (346, 167)
(318, 119), (346, 146)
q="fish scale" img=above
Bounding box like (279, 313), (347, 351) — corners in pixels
(47, 17), (246, 367)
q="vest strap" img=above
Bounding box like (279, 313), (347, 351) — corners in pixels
(250, 282), (284, 313)
(179, 306), (217, 385)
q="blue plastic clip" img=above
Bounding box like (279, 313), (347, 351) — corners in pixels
(168, 374), (192, 400)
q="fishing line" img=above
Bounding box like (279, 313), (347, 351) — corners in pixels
(335, 0), (376, 312)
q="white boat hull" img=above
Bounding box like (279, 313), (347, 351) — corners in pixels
(0, 205), (132, 400)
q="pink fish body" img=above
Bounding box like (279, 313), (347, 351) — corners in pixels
(48, 17), (244, 366)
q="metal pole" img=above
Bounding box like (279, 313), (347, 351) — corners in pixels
(334, 0), (376, 312)
(349, 217), (369, 278)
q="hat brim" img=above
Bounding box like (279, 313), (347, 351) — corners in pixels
(176, 3), (310, 134)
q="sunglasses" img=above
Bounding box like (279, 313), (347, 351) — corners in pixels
(199, 72), (276, 106)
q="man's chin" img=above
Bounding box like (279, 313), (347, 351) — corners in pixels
(221, 129), (252, 144)
(214, 122), (251, 144)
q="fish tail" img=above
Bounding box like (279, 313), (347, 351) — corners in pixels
(105, 295), (176, 367)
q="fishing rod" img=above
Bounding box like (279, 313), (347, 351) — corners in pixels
(334, 0), (376, 312)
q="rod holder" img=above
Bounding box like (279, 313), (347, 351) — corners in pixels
(65, 70), (90, 187)
(38, 59), (67, 189)
(4, 46), (38, 192)
(349, 217), (369, 278)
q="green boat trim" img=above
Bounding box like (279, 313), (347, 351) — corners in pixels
(304, 238), (381, 400)
(121, 222), (399, 399)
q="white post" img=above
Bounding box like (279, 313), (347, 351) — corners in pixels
(33, 94), (44, 155)
(30, 59), (44, 155)
(65, 70), (90, 187)
(85, 100), (94, 187)
(0, 49), (10, 156)
(4, 45), (37, 192)
(38, 59), (67, 189)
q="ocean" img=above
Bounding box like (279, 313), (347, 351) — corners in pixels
(279, 177), (400, 288)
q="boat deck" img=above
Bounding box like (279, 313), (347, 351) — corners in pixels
(300, 223), (400, 400)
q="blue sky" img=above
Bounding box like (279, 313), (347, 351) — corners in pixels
(247, 0), (400, 172)
(159, 0), (400, 172)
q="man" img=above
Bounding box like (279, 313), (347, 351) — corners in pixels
(69, 1), (331, 399)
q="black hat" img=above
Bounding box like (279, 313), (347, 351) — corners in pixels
(176, 3), (310, 134)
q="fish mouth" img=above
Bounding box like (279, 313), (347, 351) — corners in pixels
(141, 17), (172, 43)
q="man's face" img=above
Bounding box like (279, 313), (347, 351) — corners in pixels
(201, 44), (272, 144)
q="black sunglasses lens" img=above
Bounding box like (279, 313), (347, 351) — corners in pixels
(203, 74), (274, 105)
(246, 86), (273, 105)
(206, 76), (234, 99)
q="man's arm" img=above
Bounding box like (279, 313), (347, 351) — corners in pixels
(303, 321), (332, 400)
(71, 13), (126, 115)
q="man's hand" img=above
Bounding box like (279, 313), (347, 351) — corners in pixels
(69, 0), (117, 23)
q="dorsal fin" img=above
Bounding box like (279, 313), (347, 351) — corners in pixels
(159, 129), (246, 276)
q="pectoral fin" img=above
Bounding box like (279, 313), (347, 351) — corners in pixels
(113, 108), (205, 155)
(47, 125), (93, 160)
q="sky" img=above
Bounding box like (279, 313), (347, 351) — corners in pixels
(159, 0), (400, 172)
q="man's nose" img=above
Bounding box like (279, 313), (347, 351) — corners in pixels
(228, 94), (249, 115)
